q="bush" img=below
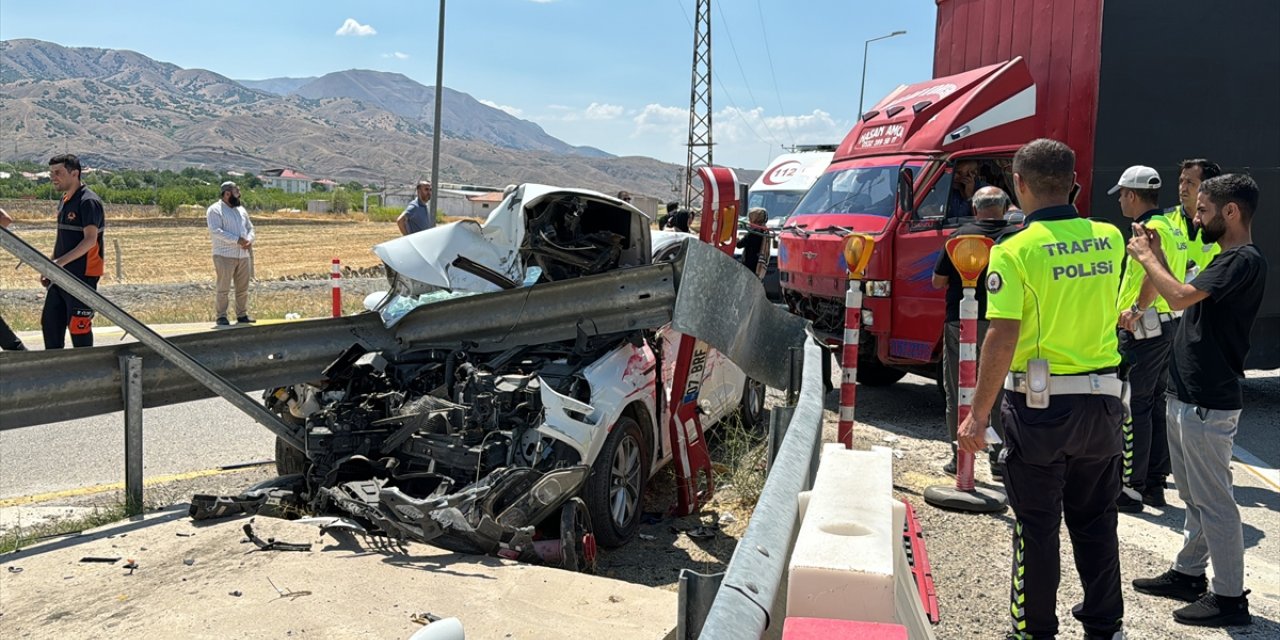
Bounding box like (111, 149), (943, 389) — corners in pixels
(157, 188), (187, 215)
(367, 206), (403, 223)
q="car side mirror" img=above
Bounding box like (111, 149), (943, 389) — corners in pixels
(897, 167), (915, 216)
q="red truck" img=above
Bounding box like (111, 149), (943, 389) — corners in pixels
(778, 0), (1279, 385)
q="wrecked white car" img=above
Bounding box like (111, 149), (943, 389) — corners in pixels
(193, 185), (763, 571)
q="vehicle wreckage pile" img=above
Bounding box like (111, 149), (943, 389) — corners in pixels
(188, 185), (768, 574)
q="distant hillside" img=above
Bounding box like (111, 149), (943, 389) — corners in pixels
(261, 69), (612, 158)
(0, 39), (715, 197)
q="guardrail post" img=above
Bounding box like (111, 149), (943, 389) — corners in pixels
(120, 355), (144, 516)
(677, 569), (725, 640)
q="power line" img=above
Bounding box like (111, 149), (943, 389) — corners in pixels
(755, 0), (795, 146)
(711, 0), (784, 149)
(671, 0), (774, 151)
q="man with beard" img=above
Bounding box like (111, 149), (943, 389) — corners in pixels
(207, 181), (256, 326)
(1169, 159), (1223, 282)
(1128, 173), (1266, 628)
(43, 154), (106, 349)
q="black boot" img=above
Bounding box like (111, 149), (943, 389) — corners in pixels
(1133, 568), (1207, 602)
(1173, 590), (1252, 627)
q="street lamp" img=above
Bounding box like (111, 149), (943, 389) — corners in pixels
(857, 30), (907, 117)
(429, 0), (447, 223)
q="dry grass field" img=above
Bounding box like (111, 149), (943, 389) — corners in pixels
(0, 209), (411, 330)
(0, 218), (397, 289)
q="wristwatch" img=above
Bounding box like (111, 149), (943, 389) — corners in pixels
(1130, 303), (1146, 314)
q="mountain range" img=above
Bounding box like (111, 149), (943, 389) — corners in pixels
(0, 39), (725, 197)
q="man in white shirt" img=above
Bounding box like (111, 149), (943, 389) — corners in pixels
(207, 181), (256, 325)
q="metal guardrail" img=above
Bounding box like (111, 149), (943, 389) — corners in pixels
(681, 337), (826, 639)
(0, 251), (678, 430)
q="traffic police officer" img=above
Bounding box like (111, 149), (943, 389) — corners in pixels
(959, 139), (1127, 640)
(1169, 159), (1223, 281)
(1111, 166), (1187, 512)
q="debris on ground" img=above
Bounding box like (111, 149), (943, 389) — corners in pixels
(78, 556), (120, 564)
(229, 590), (242, 597)
(410, 612), (443, 625)
(243, 519), (311, 552)
(122, 559), (138, 575)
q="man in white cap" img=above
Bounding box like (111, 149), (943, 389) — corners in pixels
(1110, 165), (1187, 512)
(207, 181), (256, 326)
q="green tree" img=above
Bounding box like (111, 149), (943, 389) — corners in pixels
(157, 188), (186, 216)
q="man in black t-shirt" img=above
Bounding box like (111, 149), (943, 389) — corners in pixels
(1126, 174), (1266, 628)
(42, 154), (105, 349)
(932, 186), (1013, 478)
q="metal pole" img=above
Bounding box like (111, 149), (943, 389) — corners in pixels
(857, 31), (907, 117)
(429, 0), (446, 224)
(857, 38), (871, 117)
(0, 226), (305, 451)
(837, 278), (862, 448)
(121, 355), (143, 516)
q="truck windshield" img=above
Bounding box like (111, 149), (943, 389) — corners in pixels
(789, 165), (900, 223)
(748, 191), (804, 220)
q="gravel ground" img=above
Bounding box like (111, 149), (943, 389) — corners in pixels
(843, 368), (1280, 639)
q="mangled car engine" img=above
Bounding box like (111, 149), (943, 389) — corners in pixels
(193, 336), (642, 572)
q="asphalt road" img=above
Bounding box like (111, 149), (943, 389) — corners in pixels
(0, 395), (274, 501)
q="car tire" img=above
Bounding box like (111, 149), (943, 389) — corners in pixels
(584, 417), (648, 548)
(856, 356), (907, 386)
(738, 377), (767, 431)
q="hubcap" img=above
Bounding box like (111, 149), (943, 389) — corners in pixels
(609, 435), (641, 527)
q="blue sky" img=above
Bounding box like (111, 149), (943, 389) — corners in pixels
(0, 0), (939, 169)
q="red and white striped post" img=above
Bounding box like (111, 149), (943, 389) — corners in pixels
(331, 258), (342, 318)
(953, 269), (982, 492)
(924, 235), (1006, 513)
(837, 234), (876, 449)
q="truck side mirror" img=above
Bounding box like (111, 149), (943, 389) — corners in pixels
(897, 167), (915, 216)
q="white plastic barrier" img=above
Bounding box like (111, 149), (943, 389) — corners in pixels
(787, 445), (935, 639)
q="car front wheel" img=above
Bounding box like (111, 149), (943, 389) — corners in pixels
(584, 417), (648, 548)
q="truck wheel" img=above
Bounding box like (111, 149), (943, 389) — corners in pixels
(274, 436), (308, 476)
(857, 357), (907, 386)
(738, 377), (767, 431)
(584, 417), (648, 548)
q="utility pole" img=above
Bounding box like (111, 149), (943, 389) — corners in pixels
(429, 0), (447, 225)
(683, 0), (713, 211)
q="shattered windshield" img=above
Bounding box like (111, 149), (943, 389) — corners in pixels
(788, 165), (901, 228)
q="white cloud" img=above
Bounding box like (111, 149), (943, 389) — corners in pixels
(335, 18), (377, 37)
(619, 103), (849, 168)
(584, 102), (624, 120)
(381, 52), (410, 60)
(529, 0), (559, 3)
(479, 99), (524, 118)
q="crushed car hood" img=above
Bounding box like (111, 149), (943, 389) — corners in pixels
(375, 184), (652, 297)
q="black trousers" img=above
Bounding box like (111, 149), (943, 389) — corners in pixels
(41, 277), (98, 349)
(0, 313), (24, 350)
(1118, 325), (1173, 492)
(1002, 392), (1125, 638)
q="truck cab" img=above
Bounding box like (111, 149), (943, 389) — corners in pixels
(778, 59), (1038, 384)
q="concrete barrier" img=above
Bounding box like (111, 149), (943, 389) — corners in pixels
(786, 445), (936, 639)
